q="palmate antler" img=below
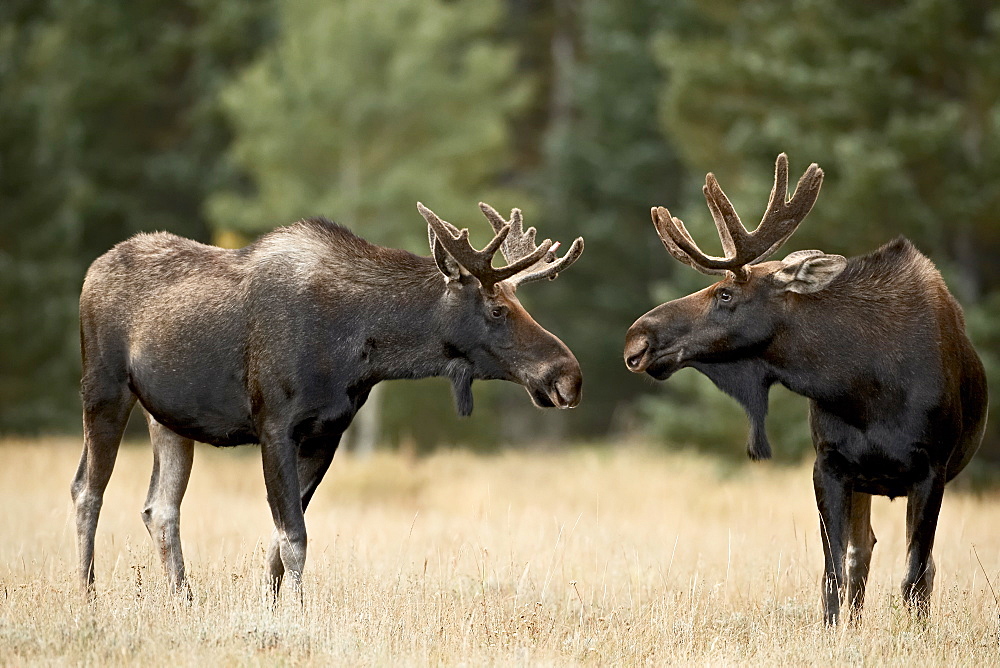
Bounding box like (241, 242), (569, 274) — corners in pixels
(652, 153), (824, 280)
(478, 203), (584, 288)
(417, 202), (583, 293)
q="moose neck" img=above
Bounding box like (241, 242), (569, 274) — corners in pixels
(350, 268), (454, 381)
(690, 268), (911, 459)
(768, 295), (892, 400)
(334, 256), (477, 414)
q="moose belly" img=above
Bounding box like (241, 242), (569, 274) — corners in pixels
(818, 441), (932, 499)
(128, 359), (255, 447)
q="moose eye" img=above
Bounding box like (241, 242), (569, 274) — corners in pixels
(717, 288), (733, 303)
(489, 305), (507, 320)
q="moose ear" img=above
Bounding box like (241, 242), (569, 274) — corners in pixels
(773, 250), (847, 294)
(428, 225), (466, 282)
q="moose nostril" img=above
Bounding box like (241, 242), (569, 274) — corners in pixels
(625, 340), (649, 371)
(561, 374), (583, 408)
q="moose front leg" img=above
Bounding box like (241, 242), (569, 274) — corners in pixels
(813, 456), (852, 625)
(260, 434), (308, 602)
(901, 472), (945, 614)
(845, 491), (876, 623)
(266, 438), (339, 598)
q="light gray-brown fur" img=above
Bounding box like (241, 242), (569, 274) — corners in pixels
(73, 213), (583, 599)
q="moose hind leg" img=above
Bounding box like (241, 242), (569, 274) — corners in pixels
(901, 473), (945, 614)
(72, 385), (135, 596)
(267, 438), (339, 598)
(140, 410), (194, 597)
(845, 491), (876, 623)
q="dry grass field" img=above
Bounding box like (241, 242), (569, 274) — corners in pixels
(1, 437), (999, 666)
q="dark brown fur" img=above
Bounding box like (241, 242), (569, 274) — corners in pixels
(627, 160), (988, 625)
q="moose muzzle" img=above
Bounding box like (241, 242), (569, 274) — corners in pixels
(526, 355), (582, 409)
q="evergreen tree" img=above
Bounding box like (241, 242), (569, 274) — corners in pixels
(655, 0), (1000, 281)
(0, 1), (79, 431)
(209, 0), (528, 249)
(45, 0), (273, 256)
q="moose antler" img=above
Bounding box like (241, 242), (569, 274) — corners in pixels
(652, 153), (824, 279)
(417, 202), (556, 293)
(478, 202), (584, 288)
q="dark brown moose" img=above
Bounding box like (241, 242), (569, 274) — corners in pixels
(624, 154), (987, 624)
(74, 202), (583, 598)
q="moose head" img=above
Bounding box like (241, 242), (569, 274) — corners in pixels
(624, 154), (843, 459)
(625, 154), (843, 378)
(418, 202), (584, 413)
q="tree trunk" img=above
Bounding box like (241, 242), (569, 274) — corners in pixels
(349, 383), (383, 458)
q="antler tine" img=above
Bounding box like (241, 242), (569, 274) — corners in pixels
(491, 239), (554, 283)
(651, 207), (728, 276)
(419, 202), (553, 292)
(419, 201), (510, 279)
(509, 236), (585, 287)
(743, 154), (823, 264)
(478, 202), (508, 234)
(478, 202), (541, 266)
(655, 177), (754, 273)
(427, 209), (461, 251)
(504, 208), (541, 261)
(766, 152), (790, 218)
(703, 183), (738, 259)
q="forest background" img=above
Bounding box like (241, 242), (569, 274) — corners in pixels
(3, 0), (999, 466)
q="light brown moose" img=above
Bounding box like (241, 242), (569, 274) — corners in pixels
(73, 203), (583, 599)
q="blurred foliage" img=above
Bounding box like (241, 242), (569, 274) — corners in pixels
(0, 1), (79, 430)
(208, 0), (529, 249)
(1, 0), (271, 432)
(1, 0), (998, 466)
(965, 295), (1000, 464)
(654, 0), (1000, 282)
(534, 0), (683, 437)
(39, 0), (274, 253)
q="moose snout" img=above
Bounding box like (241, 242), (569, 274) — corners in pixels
(553, 369), (583, 408)
(527, 356), (582, 409)
(624, 317), (686, 380)
(624, 326), (652, 373)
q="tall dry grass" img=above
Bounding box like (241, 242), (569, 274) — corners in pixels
(1, 437), (998, 665)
